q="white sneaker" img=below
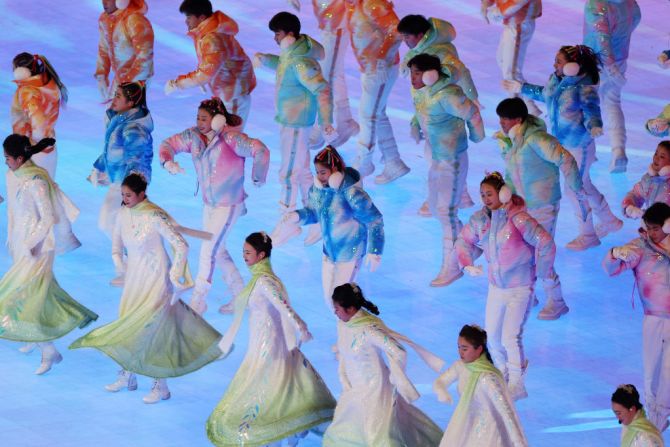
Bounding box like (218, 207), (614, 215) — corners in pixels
(595, 217), (624, 239)
(374, 159), (410, 185)
(430, 270), (463, 288)
(304, 223), (322, 246)
(143, 379), (171, 404)
(417, 201), (432, 217)
(566, 234), (601, 251)
(537, 299), (569, 320)
(329, 119), (360, 147)
(353, 151), (375, 177)
(609, 148), (628, 173)
(218, 300), (234, 315)
(105, 370), (138, 392)
(19, 342), (36, 354)
(34, 348), (63, 375)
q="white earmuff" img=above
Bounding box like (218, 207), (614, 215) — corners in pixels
(563, 62), (580, 77)
(660, 166), (670, 177)
(663, 217), (670, 234)
(280, 35), (296, 50)
(328, 171), (344, 189)
(116, 0), (130, 9)
(211, 114), (227, 132)
(422, 69), (439, 87)
(13, 67), (31, 81)
(499, 184), (512, 204)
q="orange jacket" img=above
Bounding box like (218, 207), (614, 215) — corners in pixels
(12, 74), (61, 150)
(345, 0), (401, 72)
(174, 11), (256, 101)
(94, 0), (154, 85)
(311, 0), (347, 32)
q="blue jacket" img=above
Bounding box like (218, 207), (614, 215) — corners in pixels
(583, 0), (640, 67)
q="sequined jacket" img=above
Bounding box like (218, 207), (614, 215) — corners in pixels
(620, 418), (665, 447)
(94, 106), (153, 184)
(411, 75), (485, 162)
(622, 168), (670, 216)
(94, 0), (154, 86)
(258, 34), (333, 128)
(159, 126), (269, 208)
(311, 0), (347, 31)
(345, 0), (401, 71)
(603, 231), (670, 318)
(11, 74), (61, 144)
(401, 17), (479, 101)
(456, 195), (555, 288)
(297, 167), (383, 262)
(174, 11), (256, 102)
(481, 0), (542, 26)
(583, 0), (640, 67)
(646, 104), (670, 138)
(495, 115), (582, 209)
(521, 73), (602, 149)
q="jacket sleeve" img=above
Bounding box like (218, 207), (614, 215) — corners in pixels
(602, 241), (643, 276)
(153, 210), (189, 281)
(443, 55), (479, 101)
(585, 0), (615, 67)
(512, 211), (556, 279)
(296, 198), (319, 225)
(520, 82), (545, 103)
(455, 215), (482, 268)
(174, 34), (224, 88)
(621, 180), (646, 210)
(123, 13), (154, 82)
(94, 19), (111, 79)
(580, 85), (603, 131)
(498, 0), (532, 18)
(17, 87), (49, 142)
(346, 187), (384, 255)
(24, 176), (56, 251)
(226, 131), (270, 184)
(532, 135), (583, 192)
(122, 123), (153, 180)
(294, 58), (333, 126)
(646, 104), (670, 138)
(258, 53), (280, 71)
(158, 129), (196, 164)
(441, 88), (485, 143)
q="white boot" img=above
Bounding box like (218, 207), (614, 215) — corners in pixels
(593, 197), (624, 238)
(609, 147), (628, 173)
(353, 148), (375, 177)
(189, 281), (211, 315)
(417, 201), (432, 217)
(143, 379), (171, 404)
(538, 282), (569, 320)
(109, 274), (124, 287)
(374, 158), (410, 185)
(430, 241), (463, 287)
(35, 342), (63, 375)
(459, 188), (475, 209)
(105, 370), (138, 392)
(304, 222), (322, 246)
(507, 360), (529, 401)
(19, 342), (36, 354)
(566, 211), (601, 251)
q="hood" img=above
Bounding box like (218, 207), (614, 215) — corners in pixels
(424, 18), (456, 47)
(107, 106), (154, 132)
(189, 11), (238, 39)
(285, 34), (325, 61)
(518, 114), (547, 140)
(13, 72), (48, 88)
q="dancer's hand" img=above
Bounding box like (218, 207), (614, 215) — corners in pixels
(501, 79), (522, 94)
(87, 168), (109, 187)
(287, 0), (300, 11)
(96, 76), (110, 100)
(612, 246), (632, 262)
(164, 79), (178, 96)
(590, 127), (603, 138)
(164, 160), (184, 175)
(625, 205), (643, 219)
(252, 53), (264, 69)
(464, 265), (484, 276)
(648, 119), (669, 135)
(365, 254), (381, 272)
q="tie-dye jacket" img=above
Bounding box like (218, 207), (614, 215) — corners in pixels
(94, 0), (154, 87)
(174, 11), (256, 102)
(159, 126), (269, 208)
(345, 0), (401, 71)
(11, 74), (61, 144)
(646, 104), (670, 138)
(521, 73), (602, 149)
(311, 0), (347, 31)
(456, 195), (555, 288)
(94, 107), (153, 184)
(583, 0), (641, 67)
(411, 75), (485, 161)
(495, 115), (583, 209)
(622, 168), (670, 216)
(258, 34), (333, 128)
(603, 230), (670, 318)
(481, 0), (542, 26)
(297, 167), (384, 262)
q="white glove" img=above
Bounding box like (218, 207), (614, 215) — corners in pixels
(270, 212), (302, 246)
(658, 52), (670, 68)
(87, 168), (109, 187)
(612, 246), (633, 262)
(287, 0), (300, 11)
(486, 6), (503, 23)
(252, 53), (264, 69)
(625, 204), (644, 219)
(464, 265), (484, 277)
(410, 124), (423, 144)
(323, 124), (339, 144)
(163, 160), (184, 175)
(480, 3), (490, 23)
(97, 77), (110, 100)
(164, 79), (178, 96)
(365, 254), (381, 272)
(375, 60), (389, 84)
(501, 79), (522, 94)
(647, 119), (669, 135)
(590, 127), (603, 138)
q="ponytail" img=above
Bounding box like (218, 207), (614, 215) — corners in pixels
(459, 324), (493, 363)
(3, 134), (55, 160)
(199, 97), (242, 128)
(118, 81), (148, 111)
(332, 283), (380, 315)
(39, 55), (68, 107)
(13, 52), (68, 108)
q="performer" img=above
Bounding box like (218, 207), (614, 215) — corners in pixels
(11, 53), (67, 178)
(90, 81), (153, 238)
(504, 44), (623, 248)
(622, 142), (670, 219)
(456, 172), (556, 400)
(206, 232), (336, 447)
(271, 146), (384, 311)
(434, 324), (528, 446)
(583, 0), (641, 173)
(612, 385), (665, 446)
(659, 49), (670, 69)
(407, 54), (484, 287)
(347, 0), (411, 185)
(323, 283), (444, 446)
(71, 174), (223, 404)
(159, 97), (269, 315)
(480, 0), (542, 116)
(647, 106), (670, 138)
(603, 202), (670, 432)
(254, 11), (334, 216)
(95, 0), (154, 100)
(0, 135), (97, 375)
(166, 0), (256, 128)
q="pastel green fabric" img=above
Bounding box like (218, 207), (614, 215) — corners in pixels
(622, 410), (663, 447)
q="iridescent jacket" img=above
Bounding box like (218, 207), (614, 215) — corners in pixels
(622, 166), (670, 216)
(583, 0), (640, 67)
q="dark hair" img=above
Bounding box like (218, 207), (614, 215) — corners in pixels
(611, 384), (643, 410)
(642, 202), (670, 227)
(314, 145), (345, 172)
(118, 81), (148, 110)
(459, 324), (493, 363)
(269, 12), (300, 37)
(559, 45), (600, 84)
(496, 97), (528, 121)
(658, 140), (670, 155)
(332, 283), (380, 315)
(480, 171), (506, 191)
(397, 15), (431, 36)
(3, 134), (55, 161)
(122, 173), (148, 194)
(407, 53), (442, 72)
(13, 52), (68, 107)
(198, 97), (242, 127)
(245, 232), (273, 258)
(179, 0), (212, 17)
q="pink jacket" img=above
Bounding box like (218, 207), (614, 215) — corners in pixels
(603, 231), (670, 318)
(456, 195), (555, 288)
(621, 166), (670, 217)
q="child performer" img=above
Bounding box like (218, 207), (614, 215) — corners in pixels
(0, 135), (97, 375)
(612, 385), (666, 445)
(254, 11), (334, 216)
(71, 174), (223, 404)
(603, 202), (670, 432)
(271, 146), (384, 311)
(95, 0), (154, 100)
(622, 142), (670, 219)
(159, 97), (269, 315)
(11, 53), (68, 178)
(583, 0), (641, 173)
(207, 232), (336, 446)
(90, 81), (153, 237)
(165, 0), (256, 127)
(434, 324), (528, 446)
(504, 44), (623, 247)
(457, 172), (555, 400)
(323, 283), (444, 446)
(407, 54), (484, 287)
(646, 106), (670, 138)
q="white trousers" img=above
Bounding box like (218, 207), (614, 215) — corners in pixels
(195, 204), (244, 298)
(99, 183), (122, 238)
(497, 20), (536, 83)
(527, 204), (564, 302)
(322, 255), (361, 311)
(428, 155), (468, 242)
(31, 148), (57, 179)
(279, 126), (312, 210)
(358, 65), (400, 164)
(485, 284), (533, 375)
(643, 315), (670, 429)
(599, 62), (627, 151)
(320, 28), (354, 127)
(223, 94), (252, 131)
